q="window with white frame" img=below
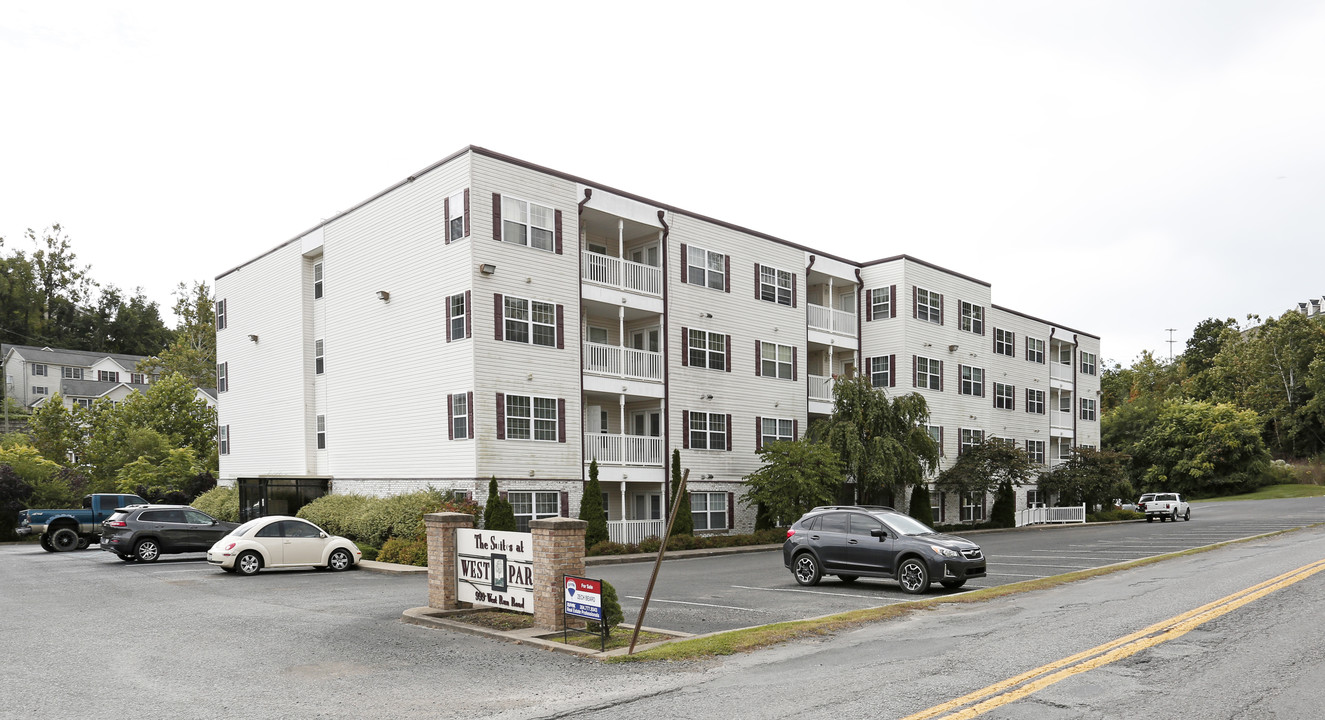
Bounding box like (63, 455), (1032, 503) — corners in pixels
(994, 382), (1014, 409)
(448, 191), (467, 242)
(926, 425), (943, 455)
(509, 490), (560, 532)
(1026, 488), (1046, 507)
(449, 293), (467, 340)
(314, 340), (324, 375)
(215, 299), (227, 330)
(688, 412), (727, 450)
(63, 367), (83, 380)
(314, 262), (324, 299)
(217, 362), (228, 393)
(503, 296), (556, 347)
(960, 301), (984, 334)
(687, 245), (725, 290)
(75, 398), (91, 409)
(505, 394), (558, 441)
(316, 415), (326, 449)
(1081, 398), (1097, 421)
(761, 417), (794, 447)
(960, 365), (984, 396)
(1060, 393), (1073, 413)
(760, 341), (793, 379)
(759, 265), (792, 306)
(961, 491), (985, 522)
(451, 393), (469, 440)
(870, 287), (891, 318)
(931, 489), (944, 522)
(502, 196), (556, 252)
(1026, 388), (1045, 414)
(219, 425), (230, 455)
(1081, 351), (1097, 375)
(32, 386), (47, 395)
(1027, 337), (1045, 363)
(916, 356), (941, 390)
(995, 329), (1015, 356)
(31, 363), (47, 376)
(916, 287), (941, 324)
(688, 330), (726, 370)
(130, 373), (145, 385)
(98, 371), (119, 383)
(1026, 439), (1045, 464)
(870, 356), (891, 388)
(691, 492), (728, 531)
(960, 428), (984, 454)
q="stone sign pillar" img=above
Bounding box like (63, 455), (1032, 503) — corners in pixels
(424, 512), (475, 610)
(530, 516), (587, 630)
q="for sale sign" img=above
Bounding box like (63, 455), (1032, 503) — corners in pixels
(564, 576), (603, 621)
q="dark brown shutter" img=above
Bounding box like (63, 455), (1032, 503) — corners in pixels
(554, 209), (563, 255)
(724, 255), (730, 293)
(725, 335), (731, 372)
(792, 347), (798, 381)
(792, 274), (797, 308)
(499, 491), (508, 502)
(464, 290), (472, 339)
(938, 361), (944, 391)
(447, 394), (454, 439)
(495, 393), (506, 439)
(866, 290), (873, 321)
(912, 355), (918, 387)
(993, 329), (998, 353)
(912, 286), (918, 318)
(492, 193), (502, 241)
(863, 356), (871, 382)
(980, 309), (986, 336)
(679, 243), (688, 283)
(467, 391), (474, 438)
(560, 491), (569, 517)
(444, 197), (451, 245)
(727, 493), (734, 530)
(445, 297), (452, 342)
(889, 354), (896, 387)
(1010, 385), (1015, 411)
(557, 398), (566, 443)
(1025, 389), (1031, 413)
(555, 304), (564, 349)
(890, 285), (897, 318)
(682, 410), (690, 448)
(463, 189), (470, 236)
(793, 419), (799, 440)
(755, 416), (763, 451)
(939, 427), (945, 456)
(725, 414), (732, 451)
(494, 294), (504, 341)
(755, 341), (761, 376)
(755, 264), (761, 300)
(939, 294), (945, 325)
(680, 327), (689, 366)
(980, 369), (986, 398)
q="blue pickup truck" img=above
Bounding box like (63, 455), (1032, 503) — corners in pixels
(17, 493), (147, 552)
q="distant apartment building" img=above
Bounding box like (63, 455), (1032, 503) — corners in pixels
(1, 344), (215, 411)
(214, 147), (1101, 532)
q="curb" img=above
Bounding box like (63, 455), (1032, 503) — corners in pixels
(400, 607), (689, 658)
(358, 559), (428, 575)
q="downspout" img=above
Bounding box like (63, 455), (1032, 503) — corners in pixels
(805, 255), (816, 409)
(577, 188), (590, 485)
(658, 210), (671, 513)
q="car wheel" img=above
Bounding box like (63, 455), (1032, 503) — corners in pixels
(51, 528), (80, 552)
(235, 551), (262, 576)
(117, 553), (135, 562)
(897, 558), (930, 595)
(940, 579), (966, 590)
(793, 553), (821, 586)
(39, 534), (55, 552)
(328, 548), (353, 572)
(76, 536), (90, 550)
(134, 539), (161, 563)
(1146, 516), (1154, 523)
(1172, 509), (1179, 522)
(1184, 508), (1191, 521)
(837, 575), (859, 583)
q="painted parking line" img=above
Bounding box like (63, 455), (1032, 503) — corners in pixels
(982, 572), (1052, 579)
(730, 585), (914, 601)
(987, 562), (1097, 570)
(902, 557), (1325, 720)
(623, 596), (758, 612)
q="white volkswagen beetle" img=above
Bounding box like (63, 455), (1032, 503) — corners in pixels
(207, 516), (361, 576)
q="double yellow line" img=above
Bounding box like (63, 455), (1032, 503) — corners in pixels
(903, 557), (1325, 720)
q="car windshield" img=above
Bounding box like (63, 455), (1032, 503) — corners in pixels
(878, 513), (937, 536)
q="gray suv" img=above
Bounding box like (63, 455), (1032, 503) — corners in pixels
(100, 505), (239, 562)
(782, 506), (987, 594)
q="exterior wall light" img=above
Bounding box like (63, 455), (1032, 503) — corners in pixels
(479, 263), (497, 275)
(376, 290), (391, 302)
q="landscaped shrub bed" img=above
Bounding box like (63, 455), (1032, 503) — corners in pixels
(295, 488), (480, 560)
(586, 527), (786, 557)
(190, 486), (239, 522)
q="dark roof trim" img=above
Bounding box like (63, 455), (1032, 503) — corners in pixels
(991, 304), (1100, 340)
(859, 254), (991, 287)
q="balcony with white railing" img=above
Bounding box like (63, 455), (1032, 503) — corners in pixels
(583, 342), (663, 382)
(1050, 363), (1074, 382)
(608, 519), (666, 544)
(808, 374), (835, 402)
(581, 251), (663, 297)
(807, 303), (856, 336)
(584, 434), (664, 467)
(1051, 410), (1074, 430)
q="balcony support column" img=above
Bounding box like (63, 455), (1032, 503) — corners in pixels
(617, 219), (624, 261)
(619, 394), (626, 468)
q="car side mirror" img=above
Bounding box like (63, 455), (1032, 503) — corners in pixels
(320, 532), (327, 539)
(871, 528), (888, 540)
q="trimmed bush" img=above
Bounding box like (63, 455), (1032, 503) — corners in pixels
(587, 540), (631, 556)
(190, 486), (239, 522)
(636, 536), (662, 554)
(580, 460), (608, 547)
(350, 489), (480, 547)
(587, 580), (625, 637)
(907, 484), (934, 526)
(483, 477), (517, 532)
(377, 536), (428, 566)
(296, 493), (374, 538)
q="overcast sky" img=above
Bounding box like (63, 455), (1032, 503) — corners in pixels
(3, 1), (1323, 366)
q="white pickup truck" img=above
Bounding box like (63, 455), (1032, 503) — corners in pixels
(1138, 493), (1190, 522)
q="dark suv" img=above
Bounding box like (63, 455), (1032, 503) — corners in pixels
(100, 505), (239, 562)
(782, 505), (986, 594)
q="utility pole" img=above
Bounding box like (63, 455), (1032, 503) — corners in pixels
(1165, 328), (1178, 362)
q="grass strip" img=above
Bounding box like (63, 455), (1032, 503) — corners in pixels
(609, 525), (1313, 663)
(1194, 484), (1325, 502)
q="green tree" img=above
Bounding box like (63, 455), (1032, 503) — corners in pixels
(813, 374), (938, 506)
(0, 465), (34, 539)
(906, 484), (934, 525)
(988, 480), (1017, 528)
(1038, 447), (1133, 511)
(28, 393), (80, 464)
(1133, 400), (1271, 496)
(1100, 350), (1181, 412)
(483, 477), (517, 531)
(119, 372), (217, 463)
(138, 281), (217, 388)
(935, 438), (1038, 497)
(115, 447), (199, 496)
(668, 449), (693, 536)
(742, 438), (844, 526)
(579, 459), (608, 547)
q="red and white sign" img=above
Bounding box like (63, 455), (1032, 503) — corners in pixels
(564, 576), (603, 621)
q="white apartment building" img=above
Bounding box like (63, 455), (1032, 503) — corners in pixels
(2, 345), (156, 409)
(215, 146), (1100, 534)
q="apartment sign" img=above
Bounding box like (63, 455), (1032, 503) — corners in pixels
(456, 530), (534, 614)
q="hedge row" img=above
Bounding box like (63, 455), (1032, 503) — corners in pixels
(587, 527), (786, 557)
(296, 488), (481, 547)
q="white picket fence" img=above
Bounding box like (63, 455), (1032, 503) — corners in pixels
(1015, 504), (1086, 527)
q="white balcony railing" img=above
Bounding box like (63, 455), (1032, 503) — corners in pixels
(1051, 410), (1074, 429)
(584, 434), (664, 466)
(807, 303), (856, 336)
(808, 374), (835, 402)
(1050, 363), (1074, 382)
(1016, 504), (1086, 527)
(581, 251), (662, 296)
(608, 519), (666, 545)
(583, 342), (663, 382)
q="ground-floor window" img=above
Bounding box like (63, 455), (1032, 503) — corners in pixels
(691, 492), (728, 531)
(961, 491), (985, 522)
(509, 490), (560, 532)
(1026, 488), (1046, 508)
(930, 489), (944, 523)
